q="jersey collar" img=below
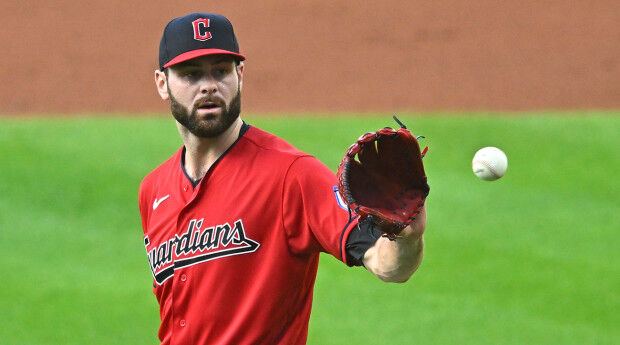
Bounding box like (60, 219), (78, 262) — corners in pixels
(180, 121), (252, 188)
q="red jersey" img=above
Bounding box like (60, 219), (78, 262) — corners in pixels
(138, 124), (359, 344)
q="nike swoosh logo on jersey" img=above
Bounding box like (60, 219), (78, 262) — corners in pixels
(153, 195), (170, 210)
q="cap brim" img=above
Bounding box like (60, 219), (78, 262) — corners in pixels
(163, 49), (246, 69)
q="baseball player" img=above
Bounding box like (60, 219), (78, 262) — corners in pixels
(139, 12), (427, 345)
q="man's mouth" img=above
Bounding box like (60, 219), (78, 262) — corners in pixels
(196, 101), (223, 115)
(197, 101), (221, 110)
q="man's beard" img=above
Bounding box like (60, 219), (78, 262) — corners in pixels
(169, 89), (241, 138)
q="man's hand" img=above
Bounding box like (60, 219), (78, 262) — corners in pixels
(336, 117), (429, 282)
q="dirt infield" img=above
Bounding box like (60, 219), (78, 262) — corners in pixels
(1, 1), (618, 114)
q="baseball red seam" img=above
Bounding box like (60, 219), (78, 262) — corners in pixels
(474, 159), (501, 178)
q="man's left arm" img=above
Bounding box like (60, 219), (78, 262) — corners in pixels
(362, 206), (427, 283)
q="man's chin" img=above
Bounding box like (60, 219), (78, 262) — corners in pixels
(188, 117), (235, 138)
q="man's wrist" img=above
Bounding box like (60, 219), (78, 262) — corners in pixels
(398, 224), (424, 242)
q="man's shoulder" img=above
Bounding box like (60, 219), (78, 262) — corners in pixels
(242, 125), (334, 179)
(242, 125), (309, 159)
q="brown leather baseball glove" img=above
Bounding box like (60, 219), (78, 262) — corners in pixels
(336, 116), (429, 239)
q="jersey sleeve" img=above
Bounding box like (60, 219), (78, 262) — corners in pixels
(281, 156), (359, 265)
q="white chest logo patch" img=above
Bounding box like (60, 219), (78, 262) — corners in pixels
(152, 195), (170, 210)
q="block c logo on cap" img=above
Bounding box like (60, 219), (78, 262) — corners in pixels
(192, 18), (212, 41)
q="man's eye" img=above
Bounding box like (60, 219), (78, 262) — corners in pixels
(184, 71), (199, 78)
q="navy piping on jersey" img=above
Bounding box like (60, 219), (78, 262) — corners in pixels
(338, 208), (358, 265)
(180, 121), (252, 188)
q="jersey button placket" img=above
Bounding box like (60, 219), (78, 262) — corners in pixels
(179, 319), (186, 327)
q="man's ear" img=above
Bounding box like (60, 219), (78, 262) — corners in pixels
(154, 69), (169, 100)
(236, 62), (244, 91)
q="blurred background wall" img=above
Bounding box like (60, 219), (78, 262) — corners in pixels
(1, 0), (618, 114)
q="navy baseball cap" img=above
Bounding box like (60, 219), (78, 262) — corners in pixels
(159, 13), (245, 70)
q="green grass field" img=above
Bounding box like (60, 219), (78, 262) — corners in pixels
(0, 112), (618, 344)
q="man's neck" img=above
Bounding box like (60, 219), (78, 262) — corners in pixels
(178, 117), (243, 182)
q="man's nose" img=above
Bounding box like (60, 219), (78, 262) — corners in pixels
(199, 76), (217, 95)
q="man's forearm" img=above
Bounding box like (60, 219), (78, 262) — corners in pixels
(364, 232), (424, 283)
(362, 206), (427, 283)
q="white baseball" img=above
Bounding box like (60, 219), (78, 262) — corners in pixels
(472, 147), (508, 181)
